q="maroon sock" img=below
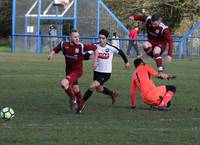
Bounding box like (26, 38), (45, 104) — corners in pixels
(154, 54), (163, 72)
(64, 86), (75, 100)
(75, 91), (84, 109)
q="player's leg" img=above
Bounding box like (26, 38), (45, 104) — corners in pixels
(159, 85), (176, 107)
(127, 41), (133, 56)
(133, 43), (141, 57)
(72, 84), (85, 113)
(143, 41), (153, 56)
(61, 77), (75, 100)
(83, 80), (100, 102)
(61, 78), (77, 110)
(61, 71), (82, 110)
(153, 46), (163, 73)
(96, 85), (118, 104)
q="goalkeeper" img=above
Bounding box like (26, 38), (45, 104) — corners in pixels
(131, 58), (176, 110)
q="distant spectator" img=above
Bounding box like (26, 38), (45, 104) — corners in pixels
(127, 24), (142, 57)
(112, 32), (120, 48)
(48, 24), (57, 51)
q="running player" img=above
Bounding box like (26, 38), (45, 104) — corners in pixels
(81, 29), (130, 113)
(129, 14), (173, 74)
(48, 30), (98, 113)
(131, 58), (176, 110)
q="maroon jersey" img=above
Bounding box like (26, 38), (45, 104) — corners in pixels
(133, 15), (173, 56)
(53, 41), (97, 74)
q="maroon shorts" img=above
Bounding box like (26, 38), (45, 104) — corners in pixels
(65, 70), (83, 85)
(147, 41), (167, 58)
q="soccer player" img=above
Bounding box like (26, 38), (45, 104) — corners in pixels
(47, 30), (98, 113)
(129, 14), (173, 73)
(82, 29), (130, 111)
(131, 58), (176, 110)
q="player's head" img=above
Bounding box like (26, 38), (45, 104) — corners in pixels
(70, 29), (79, 45)
(113, 32), (117, 37)
(151, 14), (161, 28)
(134, 58), (145, 68)
(99, 29), (109, 46)
(49, 24), (55, 29)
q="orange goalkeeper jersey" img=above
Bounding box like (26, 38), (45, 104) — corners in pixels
(131, 64), (166, 107)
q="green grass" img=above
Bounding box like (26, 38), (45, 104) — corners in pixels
(0, 53), (200, 145)
(0, 44), (11, 52)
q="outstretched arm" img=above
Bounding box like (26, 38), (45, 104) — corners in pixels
(118, 49), (130, 69)
(129, 15), (147, 22)
(48, 42), (62, 60)
(48, 50), (56, 60)
(145, 64), (176, 80)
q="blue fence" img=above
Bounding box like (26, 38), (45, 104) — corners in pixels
(12, 0), (200, 59)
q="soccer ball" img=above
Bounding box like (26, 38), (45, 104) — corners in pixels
(0, 107), (15, 120)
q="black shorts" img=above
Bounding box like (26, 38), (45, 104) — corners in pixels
(93, 71), (111, 85)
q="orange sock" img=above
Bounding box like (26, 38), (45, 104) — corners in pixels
(159, 91), (174, 106)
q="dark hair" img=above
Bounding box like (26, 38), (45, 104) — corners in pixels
(151, 14), (161, 22)
(113, 32), (117, 36)
(99, 29), (109, 38)
(134, 58), (145, 68)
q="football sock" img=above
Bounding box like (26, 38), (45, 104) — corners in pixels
(102, 87), (112, 96)
(64, 87), (75, 100)
(74, 91), (82, 102)
(74, 91), (84, 108)
(83, 89), (93, 102)
(160, 91), (174, 106)
(154, 54), (163, 72)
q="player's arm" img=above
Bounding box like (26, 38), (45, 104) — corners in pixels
(47, 42), (62, 60)
(83, 44), (98, 69)
(146, 64), (176, 80)
(163, 29), (173, 62)
(131, 76), (137, 108)
(117, 49), (130, 69)
(129, 15), (147, 22)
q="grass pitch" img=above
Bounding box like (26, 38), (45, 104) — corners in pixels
(0, 53), (200, 145)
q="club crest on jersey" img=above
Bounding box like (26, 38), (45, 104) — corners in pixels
(105, 48), (109, 52)
(75, 48), (79, 53)
(155, 29), (160, 34)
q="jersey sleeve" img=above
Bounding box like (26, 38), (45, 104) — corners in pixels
(53, 42), (62, 53)
(163, 29), (173, 56)
(83, 44), (97, 52)
(133, 15), (148, 22)
(110, 46), (128, 63)
(145, 64), (158, 77)
(131, 73), (137, 108)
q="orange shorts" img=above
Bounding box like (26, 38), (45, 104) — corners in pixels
(143, 85), (166, 106)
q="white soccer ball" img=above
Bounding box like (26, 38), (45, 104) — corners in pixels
(0, 107), (15, 120)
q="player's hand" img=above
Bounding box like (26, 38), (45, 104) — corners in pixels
(125, 62), (130, 69)
(129, 16), (134, 21)
(166, 55), (172, 62)
(157, 72), (168, 79)
(167, 75), (176, 80)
